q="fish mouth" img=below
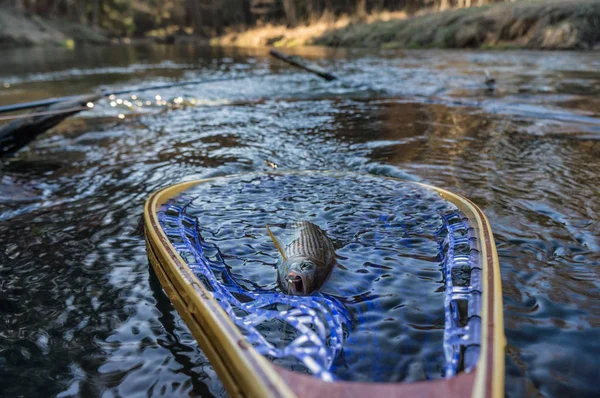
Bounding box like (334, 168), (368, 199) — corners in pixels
(288, 274), (305, 295)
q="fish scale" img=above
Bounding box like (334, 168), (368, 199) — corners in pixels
(286, 221), (335, 265)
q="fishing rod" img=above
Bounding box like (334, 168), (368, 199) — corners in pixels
(0, 49), (337, 115)
(0, 49), (338, 156)
(0, 105), (89, 121)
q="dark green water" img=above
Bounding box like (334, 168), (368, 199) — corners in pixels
(0, 44), (599, 397)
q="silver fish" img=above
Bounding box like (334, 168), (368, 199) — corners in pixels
(267, 221), (336, 295)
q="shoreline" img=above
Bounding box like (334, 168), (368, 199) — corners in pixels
(216, 0), (600, 51)
(1, 0), (599, 51)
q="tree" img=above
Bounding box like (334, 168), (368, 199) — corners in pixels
(91, 0), (100, 28)
(282, 0), (297, 26)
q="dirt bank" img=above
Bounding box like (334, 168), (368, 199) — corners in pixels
(217, 0), (600, 50)
(0, 8), (108, 48)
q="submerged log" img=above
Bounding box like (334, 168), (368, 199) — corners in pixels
(0, 94), (100, 156)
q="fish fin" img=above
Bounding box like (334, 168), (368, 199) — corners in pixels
(266, 225), (287, 261)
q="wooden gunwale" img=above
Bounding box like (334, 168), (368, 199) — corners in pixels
(143, 172), (505, 398)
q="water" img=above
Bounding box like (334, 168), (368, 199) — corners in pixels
(0, 44), (599, 397)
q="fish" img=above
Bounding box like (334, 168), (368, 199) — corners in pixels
(266, 221), (336, 295)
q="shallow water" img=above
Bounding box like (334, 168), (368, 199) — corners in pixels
(0, 44), (599, 397)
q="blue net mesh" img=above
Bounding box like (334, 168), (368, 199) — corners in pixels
(156, 179), (482, 381)
(439, 212), (482, 377)
(159, 195), (351, 381)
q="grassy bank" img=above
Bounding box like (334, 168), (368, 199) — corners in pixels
(216, 0), (600, 50)
(3, 0), (599, 50)
(214, 11), (409, 48)
(0, 8), (108, 48)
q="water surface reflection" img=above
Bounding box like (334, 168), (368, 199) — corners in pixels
(0, 44), (599, 397)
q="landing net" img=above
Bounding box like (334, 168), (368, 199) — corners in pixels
(158, 191), (481, 380)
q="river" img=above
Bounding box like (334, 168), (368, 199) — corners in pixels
(0, 44), (598, 397)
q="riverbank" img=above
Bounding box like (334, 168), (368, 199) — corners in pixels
(216, 0), (600, 50)
(0, 8), (108, 48)
(2, 0), (599, 50)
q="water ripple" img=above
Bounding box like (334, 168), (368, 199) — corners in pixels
(1, 45), (599, 397)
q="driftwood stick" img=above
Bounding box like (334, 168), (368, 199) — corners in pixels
(0, 94), (100, 156)
(269, 49), (337, 81)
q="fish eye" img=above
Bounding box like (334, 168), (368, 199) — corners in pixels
(300, 262), (314, 270)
